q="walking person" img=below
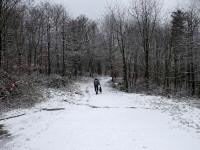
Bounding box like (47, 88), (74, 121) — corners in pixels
(94, 78), (101, 94)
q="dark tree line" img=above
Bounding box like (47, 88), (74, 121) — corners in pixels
(1, 0), (200, 97)
(102, 0), (200, 97)
(0, 0), (104, 77)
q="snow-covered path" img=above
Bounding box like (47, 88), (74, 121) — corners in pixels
(1, 77), (200, 150)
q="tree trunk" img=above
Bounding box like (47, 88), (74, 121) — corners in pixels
(0, 2), (2, 69)
(134, 49), (138, 85)
(145, 47), (149, 90)
(47, 24), (51, 75)
(62, 33), (65, 76)
(155, 45), (160, 85)
(174, 52), (178, 93)
(143, 36), (150, 90)
(191, 62), (195, 95)
(2, 26), (7, 71)
(0, 29), (2, 69)
(39, 36), (43, 73)
(122, 49), (128, 91)
(17, 49), (21, 70)
(34, 47), (37, 68)
(56, 54), (60, 73)
(55, 25), (59, 74)
(163, 47), (171, 94)
(28, 36), (32, 73)
(109, 47), (114, 81)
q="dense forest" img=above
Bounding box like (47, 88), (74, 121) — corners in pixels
(1, 0), (200, 98)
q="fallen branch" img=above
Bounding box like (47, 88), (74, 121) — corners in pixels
(41, 108), (65, 111)
(0, 113), (26, 121)
(64, 100), (152, 110)
(126, 106), (151, 110)
(64, 100), (118, 109)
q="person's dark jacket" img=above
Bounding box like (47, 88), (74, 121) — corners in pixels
(94, 79), (101, 94)
(94, 79), (100, 87)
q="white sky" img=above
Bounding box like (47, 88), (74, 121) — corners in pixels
(38, 0), (190, 20)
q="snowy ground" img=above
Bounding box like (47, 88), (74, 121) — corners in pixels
(0, 77), (200, 150)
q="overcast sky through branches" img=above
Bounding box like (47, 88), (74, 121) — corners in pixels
(37, 0), (189, 19)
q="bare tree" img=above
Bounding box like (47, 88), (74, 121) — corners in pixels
(130, 0), (160, 89)
(185, 2), (200, 95)
(42, 2), (54, 75)
(106, 6), (130, 91)
(60, 10), (69, 76)
(102, 14), (117, 81)
(0, 0), (22, 68)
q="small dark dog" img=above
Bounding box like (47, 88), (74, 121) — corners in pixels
(99, 86), (102, 93)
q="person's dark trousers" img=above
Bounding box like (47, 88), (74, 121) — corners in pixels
(95, 85), (98, 94)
